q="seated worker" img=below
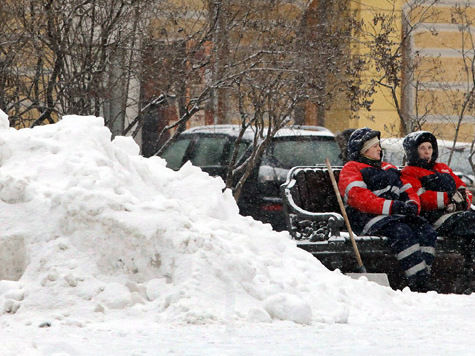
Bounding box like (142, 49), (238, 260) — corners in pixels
(401, 131), (474, 294)
(338, 128), (437, 292)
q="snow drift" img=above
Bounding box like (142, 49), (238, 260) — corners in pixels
(0, 112), (428, 326)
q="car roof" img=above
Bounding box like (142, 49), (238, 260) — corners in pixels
(181, 124), (335, 140)
(381, 137), (472, 150)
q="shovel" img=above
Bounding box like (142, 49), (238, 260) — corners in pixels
(325, 158), (390, 287)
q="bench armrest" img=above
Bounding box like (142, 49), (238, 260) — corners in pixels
(281, 181), (344, 239)
(284, 187), (343, 222)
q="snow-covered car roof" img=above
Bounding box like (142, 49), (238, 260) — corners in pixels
(181, 124), (335, 140)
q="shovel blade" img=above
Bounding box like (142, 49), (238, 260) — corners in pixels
(346, 273), (390, 287)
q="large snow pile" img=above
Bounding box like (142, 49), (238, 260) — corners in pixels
(0, 112), (437, 327)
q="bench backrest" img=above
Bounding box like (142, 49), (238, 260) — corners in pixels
(288, 166), (342, 213)
(280, 166), (345, 240)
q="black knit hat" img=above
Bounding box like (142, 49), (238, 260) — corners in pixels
(347, 127), (381, 162)
(403, 131), (438, 167)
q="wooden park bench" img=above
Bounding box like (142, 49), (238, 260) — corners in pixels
(280, 165), (471, 293)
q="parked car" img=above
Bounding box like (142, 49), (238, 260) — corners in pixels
(382, 137), (475, 192)
(157, 125), (343, 231)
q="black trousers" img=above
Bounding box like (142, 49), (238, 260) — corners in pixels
(436, 210), (474, 292)
(378, 219), (437, 283)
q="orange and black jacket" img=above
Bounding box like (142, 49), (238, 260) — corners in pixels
(338, 160), (421, 235)
(401, 163), (472, 224)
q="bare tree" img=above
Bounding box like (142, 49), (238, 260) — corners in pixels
(444, 4), (475, 167)
(362, 1), (475, 176)
(219, 1), (304, 200)
(362, 0), (441, 135)
(143, 0), (300, 199)
(298, 0), (371, 124)
(137, 0), (234, 155)
(0, 2), (35, 128)
(1, 0), (153, 134)
(142, 0), (374, 200)
(223, 1), (375, 200)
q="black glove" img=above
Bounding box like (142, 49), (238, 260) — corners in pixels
(450, 187), (468, 211)
(391, 201), (418, 216)
(420, 172), (456, 194)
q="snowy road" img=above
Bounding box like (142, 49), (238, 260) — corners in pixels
(2, 292), (473, 356)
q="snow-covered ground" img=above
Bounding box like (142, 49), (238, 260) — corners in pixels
(0, 110), (473, 355)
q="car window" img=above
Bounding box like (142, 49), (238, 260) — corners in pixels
(227, 141), (249, 164)
(160, 137), (192, 170)
(262, 137), (342, 169)
(382, 149), (405, 166)
(439, 147), (471, 175)
(190, 136), (228, 166)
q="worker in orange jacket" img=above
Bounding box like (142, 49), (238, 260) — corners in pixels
(401, 131), (474, 294)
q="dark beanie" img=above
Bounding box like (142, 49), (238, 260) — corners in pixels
(347, 127), (381, 163)
(403, 131), (438, 167)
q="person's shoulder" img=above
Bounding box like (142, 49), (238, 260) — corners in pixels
(342, 160), (367, 170)
(401, 165), (415, 173)
(341, 160), (367, 175)
(401, 164), (428, 174)
(381, 161), (397, 170)
(399, 166), (421, 184)
(433, 162), (453, 173)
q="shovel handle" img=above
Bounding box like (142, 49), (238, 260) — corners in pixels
(325, 158), (366, 270)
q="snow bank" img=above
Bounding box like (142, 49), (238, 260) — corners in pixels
(0, 114), (425, 326)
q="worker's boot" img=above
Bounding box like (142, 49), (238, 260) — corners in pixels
(407, 271), (432, 293)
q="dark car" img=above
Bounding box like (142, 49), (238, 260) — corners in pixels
(158, 124), (342, 231)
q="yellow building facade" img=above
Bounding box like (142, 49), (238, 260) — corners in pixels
(340, 0), (475, 142)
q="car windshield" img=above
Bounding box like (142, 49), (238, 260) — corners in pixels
(160, 137), (192, 170)
(190, 136), (228, 166)
(160, 134), (251, 170)
(190, 136), (250, 167)
(262, 137), (342, 169)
